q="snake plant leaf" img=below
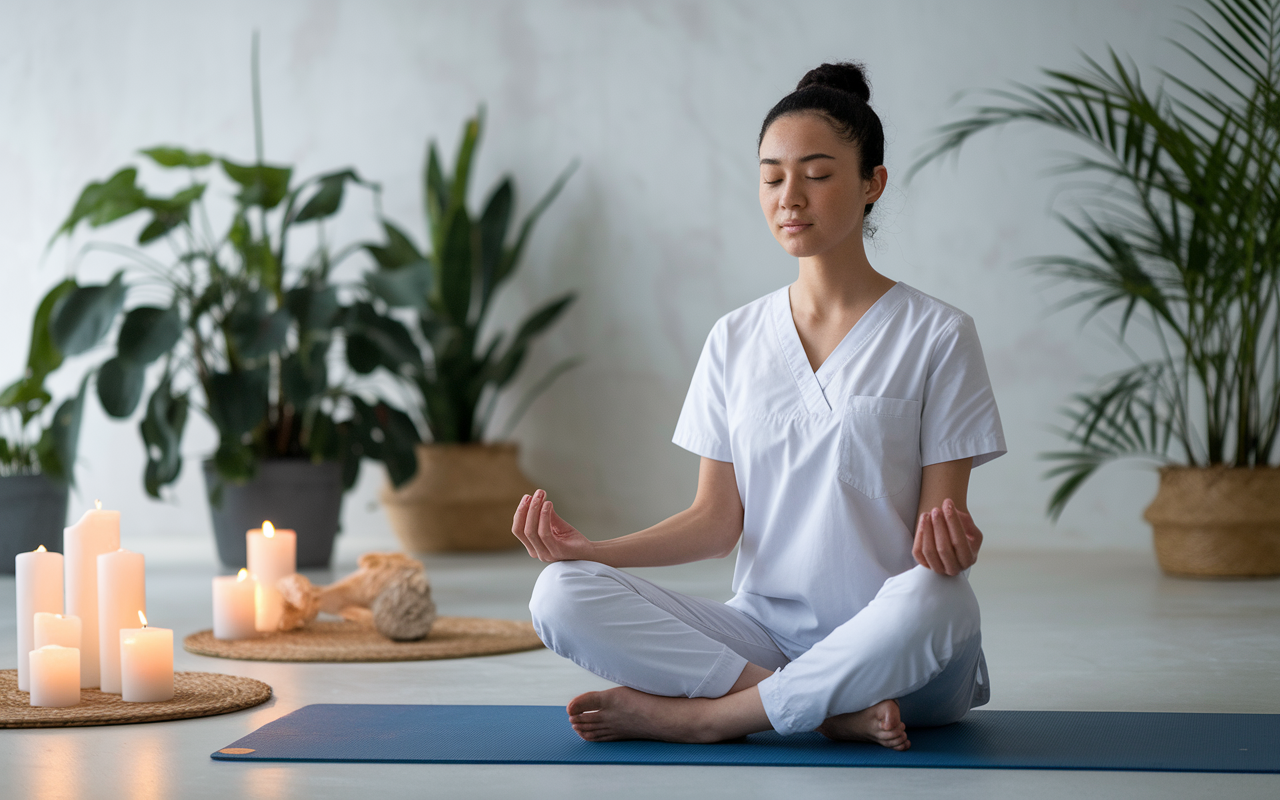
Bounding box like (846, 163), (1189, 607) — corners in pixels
(344, 302), (423, 374)
(478, 178), (513, 311)
(437, 207), (473, 324)
(449, 113), (482, 219)
(53, 168), (147, 241)
(367, 220), (425, 269)
(96, 356), (147, 418)
(117, 305), (183, 365)
(138, 183), (206, 244)
(226, 291), (289, 361)
(425, 143), (448, 244)
(35, 374), (89, 485)
(495, 160), (578, 289)
(489, 293), (576, 388)
(206, 368), (268, 439)
(140, 147), (214, 168)
(366, 261), (431, 311)
(220, 159), (293, 210)
(50, 271), (127, 357)
(139, 373), (189, 497)
(293, 169), (359, 223)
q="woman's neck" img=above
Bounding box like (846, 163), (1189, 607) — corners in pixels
(791, 232), (894, 320)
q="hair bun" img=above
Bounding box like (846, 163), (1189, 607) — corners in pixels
(796, 62), (871, 103)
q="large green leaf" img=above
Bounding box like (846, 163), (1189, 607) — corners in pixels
(50, 271), (127, 356)
(366, 220), (425, 269)
(220, 159), (293, 210)
(285, 284), (340, 332)
(344, 303), (423, 374)
(35, 374), (89, 484)
(54, 168), (147, 240)
(449, 113), (483, 218)
(206, 369), (268, 438)
(96, 356), (147, 418)
(226, 291), (289, 361)
(138, 183), (206, 244)
(425, 143), (448, 241)
(117, 305), (183, 364)
(281, 348), (329, 407)
(1, 279), (78, 419)
(140, 146), (214, 168)
(437, 207), (473, 323)
(292, 169), (359, 223)
(366, 262), (431, 310)
(489, 293), (576, 388)
(375, 401), (420, 487)
(139, 373), (189, 497)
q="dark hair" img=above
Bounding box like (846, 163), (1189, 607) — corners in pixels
(758, 62), (885, 218)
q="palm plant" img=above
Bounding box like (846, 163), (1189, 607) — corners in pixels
(353, 111), (580, 444)
(911, 0), (1280, 519)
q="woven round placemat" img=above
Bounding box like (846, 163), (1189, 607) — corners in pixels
(1, 669), (271, 728)
(183, 616), (544, 663)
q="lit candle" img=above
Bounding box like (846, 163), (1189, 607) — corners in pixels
(34, 612), (82, 650)
(247, 521), (295, 632)
(213, 569), (258, 640)
(15, 545), (64, 692)
(64, 501), (120, 687)
(97, 548), (146, 694)
(29, 645), (80, 707)
(119, 611), (173, 703)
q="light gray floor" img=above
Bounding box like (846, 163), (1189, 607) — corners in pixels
(2, 547), (1278, 799)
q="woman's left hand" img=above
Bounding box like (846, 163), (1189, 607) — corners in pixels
(912, 498), (983, 576)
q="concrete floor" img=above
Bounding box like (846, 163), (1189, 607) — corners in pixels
(2, 546), (1278, 799)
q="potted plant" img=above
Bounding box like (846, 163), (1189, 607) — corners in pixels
(353, 111), (581, 552)
(912, 0), (1280, 576)
(0, 280), (87, 571)
(46, 46), (418, 568)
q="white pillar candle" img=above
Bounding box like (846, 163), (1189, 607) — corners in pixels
(97, 549), (146, 694)
(247, 521), (296, 632)
(29, 645), (81, 707)
(34, 613), (82, 650)
(64, 502), (120, 688)
(213, 569), (258, 640)
(15, 545), (64, 692)
(119, 612), (173, 703)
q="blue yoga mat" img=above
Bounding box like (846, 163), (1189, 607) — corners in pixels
(212, 704), (1280, 773)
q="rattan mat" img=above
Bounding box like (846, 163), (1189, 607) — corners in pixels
(1, 669), (271, 728)
(183, 617), (544, 663)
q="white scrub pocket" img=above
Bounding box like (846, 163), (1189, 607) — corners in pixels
(837, 396), (921, 499)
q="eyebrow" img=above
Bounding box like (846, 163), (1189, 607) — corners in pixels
(759, 153), (836, 165)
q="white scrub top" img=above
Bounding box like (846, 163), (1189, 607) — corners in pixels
(672, 282), (1005, 658)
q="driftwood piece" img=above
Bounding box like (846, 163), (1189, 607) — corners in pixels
(276, 552), (436, 640)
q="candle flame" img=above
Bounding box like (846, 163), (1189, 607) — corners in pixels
(138, 611), (148, 628)
(95, 499), (102, 510)
(35, 544), (46, 552)
(263, 521), (275, 538)
(237, 568), (249, 582)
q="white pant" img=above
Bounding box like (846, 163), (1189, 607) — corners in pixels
(529, 561), (989, 736)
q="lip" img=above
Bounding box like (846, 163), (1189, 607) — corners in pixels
(779, 221), (812, 233)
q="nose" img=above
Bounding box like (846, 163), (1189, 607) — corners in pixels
(778, 176), (805, 210)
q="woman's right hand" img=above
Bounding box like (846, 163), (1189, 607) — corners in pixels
(511, 489), (595, 563)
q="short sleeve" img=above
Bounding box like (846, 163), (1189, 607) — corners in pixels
(920, 314), (1006, 468)
(672, 319), (733, 462)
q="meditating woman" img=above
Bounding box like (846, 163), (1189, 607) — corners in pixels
(511, 62), (1005, 750)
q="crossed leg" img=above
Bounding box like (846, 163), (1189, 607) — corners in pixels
(529, 561), (979, 748)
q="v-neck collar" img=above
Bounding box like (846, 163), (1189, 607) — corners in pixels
(770, 282), (908, 413)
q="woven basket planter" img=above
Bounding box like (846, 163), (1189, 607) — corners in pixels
(1143, 466), (1280, 578)
(381, 443), (534, 553)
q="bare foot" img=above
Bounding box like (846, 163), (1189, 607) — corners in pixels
(816, 699), (910, 751)
(567, 687), (738, 743)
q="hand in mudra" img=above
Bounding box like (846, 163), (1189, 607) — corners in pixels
(512, 489), (595, 563)
(913, 498), (983, 576)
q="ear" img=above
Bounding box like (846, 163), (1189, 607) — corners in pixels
(865, 165), (888, 205)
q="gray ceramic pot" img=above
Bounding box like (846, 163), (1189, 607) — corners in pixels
(203, 459), (344, 569)
(0, 474), (69, 574)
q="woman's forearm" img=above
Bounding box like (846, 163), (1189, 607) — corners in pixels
(588, 503), (741, 569)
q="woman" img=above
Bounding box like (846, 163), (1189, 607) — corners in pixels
(511, 62), (1005, 750)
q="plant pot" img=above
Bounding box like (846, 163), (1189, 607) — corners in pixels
(0, 475), (69, 575)
(203, 459), (344, 570)
(380, 443), (535, 553)
(1143, 465), (1280, 578)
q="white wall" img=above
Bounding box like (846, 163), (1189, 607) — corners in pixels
(0, 0), (1185, 557)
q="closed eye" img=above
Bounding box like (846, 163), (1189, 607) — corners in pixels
(763, 178), (783, 185)
(808, 175), (832, 180)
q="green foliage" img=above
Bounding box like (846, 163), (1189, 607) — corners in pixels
(361, 111), (581, 443)
(45, 48), (419, 498)
(913, 0), (1280, 519)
